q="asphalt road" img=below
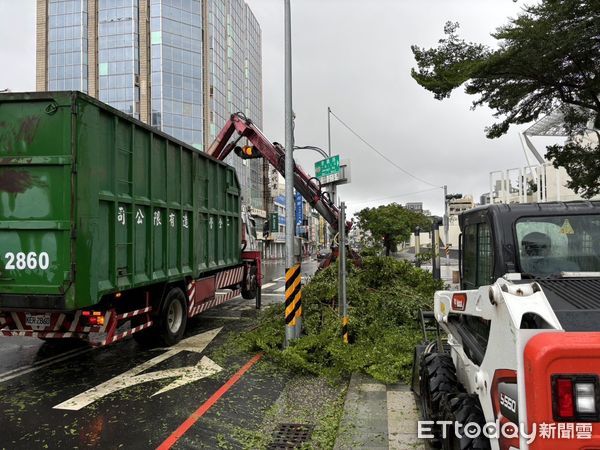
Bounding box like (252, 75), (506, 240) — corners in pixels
(0, 258), (319, 450)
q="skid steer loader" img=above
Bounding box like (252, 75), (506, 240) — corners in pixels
(412, 201), (600, 450)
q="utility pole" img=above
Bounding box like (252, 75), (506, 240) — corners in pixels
(432, 218), (442, 281)
(339, 202), (348, 343)
(443, 185), (449, 249)
(326, 107), (332, 248)
(284, 0), (300, 346)
(327, 107), (332, 157)
(327, 106), (336, 243)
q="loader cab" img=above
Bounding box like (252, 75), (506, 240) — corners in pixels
(459, 201), (600, 289)
(459, 207), (497, 290)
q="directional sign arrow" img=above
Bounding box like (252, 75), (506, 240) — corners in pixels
(54, 327), (223, 411)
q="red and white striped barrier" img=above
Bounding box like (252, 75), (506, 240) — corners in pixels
(215, 266), (245, 289)
(189, 289), (242, 317)
(102, 321), (153, 346)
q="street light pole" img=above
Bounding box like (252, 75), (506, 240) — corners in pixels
(327, 107), (332, 157)
(294, 145), (329, 159)
(443, 185), (449, 249)
(284, 0), (298, 345)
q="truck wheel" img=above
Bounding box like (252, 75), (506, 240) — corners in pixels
(241, 265), (257, 300)
(158, 287), (188, 346)
(419, 352), (459, 448)
(136, 287), (187, 347)
(441, 393), (490, 450)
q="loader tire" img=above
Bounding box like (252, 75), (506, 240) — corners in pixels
(440, 393), (490, 450)
(419, 352), (459, 448)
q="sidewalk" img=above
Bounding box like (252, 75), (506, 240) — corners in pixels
(334, 373), (426, 450)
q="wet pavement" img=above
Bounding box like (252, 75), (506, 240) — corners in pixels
(0, 257), (318, 449)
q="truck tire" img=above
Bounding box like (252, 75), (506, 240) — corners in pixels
(441, 393), (490, 450)
(135, 287), (187, 347)
(419, 352), (459, 448)
(241, 265), (257, 300)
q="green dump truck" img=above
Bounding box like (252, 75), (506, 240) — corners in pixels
(0, 91), (261, 346)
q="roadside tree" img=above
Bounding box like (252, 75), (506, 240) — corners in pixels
(411, 0), (600, 197)
(356, 203), (430, 256)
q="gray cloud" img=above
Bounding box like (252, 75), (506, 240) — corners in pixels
(1, 0), (538, 216)
(245, 0), (534, 216)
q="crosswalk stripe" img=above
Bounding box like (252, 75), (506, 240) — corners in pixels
(274, 277), (285, 281)
(274, 286), (285, 293)
(261, 282), (276, 289)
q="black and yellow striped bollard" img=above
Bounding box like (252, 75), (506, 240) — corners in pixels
(285, 263), (302, 341)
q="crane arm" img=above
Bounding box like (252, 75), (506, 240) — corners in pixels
(207, 113), (341, 232)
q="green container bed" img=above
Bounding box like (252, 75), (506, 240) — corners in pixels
(0, 91), (241, 311)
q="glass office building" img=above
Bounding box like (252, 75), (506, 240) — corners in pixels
(150, 0), (203, 147)
(97, 0), (140, 118)
(204, 0), (263, 210)
(37, 0), (264, 212)
(46, 0), (88, 92)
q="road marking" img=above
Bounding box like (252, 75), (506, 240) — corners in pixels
(274, 286), (285, 293)
(157, 353), (262, 450)
(54, 328), (223, 411)
(274, 277), (285, 281)
(0, 346), (93, 384)
(261, 282), (276, 289)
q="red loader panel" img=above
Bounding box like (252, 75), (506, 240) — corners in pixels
(524, 332), (600, 449)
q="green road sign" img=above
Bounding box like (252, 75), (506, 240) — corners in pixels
(315, 155), (340, 179)
(270, 213), (279, 232)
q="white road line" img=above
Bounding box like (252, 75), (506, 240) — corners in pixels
(274, 286), (285, 293)
(0, 346), (85, 378)
(273, 277), (285, 281)
(0, 347), (94, 384)
(54, 328), (222, 410)
(261, 282), (276, 289)
(260, 293), (284, 297)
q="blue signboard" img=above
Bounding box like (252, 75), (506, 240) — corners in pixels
(295, 192), (303, 226)
(274, 195), (285, 206)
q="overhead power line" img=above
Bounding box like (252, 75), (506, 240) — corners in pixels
(329, 110), (441, 189)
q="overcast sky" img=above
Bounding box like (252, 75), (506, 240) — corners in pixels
(0, 0), (544, 216)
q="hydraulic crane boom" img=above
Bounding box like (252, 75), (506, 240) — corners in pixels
(207, 112), (342, 233)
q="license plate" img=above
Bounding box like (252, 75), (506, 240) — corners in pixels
(25, 314), (51, 330)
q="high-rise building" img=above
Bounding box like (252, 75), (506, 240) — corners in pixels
(203, 0), (263, 211)
(36, 0), (263, 212)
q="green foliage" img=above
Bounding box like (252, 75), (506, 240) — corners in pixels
(359, 245), (382, 258)
(234, 256), (444, 384)
(411, 1), (600, 197)
(356, 203), (430, 256)
(414, 251), (433, 265)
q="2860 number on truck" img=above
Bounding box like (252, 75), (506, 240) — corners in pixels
(4, 252), (50, 270)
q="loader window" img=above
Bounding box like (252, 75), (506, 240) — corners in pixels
(463, 225), (477, 288)
(462, 222), (494, 289)
(477, 223), (494, 285)
(516, 214), (600, 276)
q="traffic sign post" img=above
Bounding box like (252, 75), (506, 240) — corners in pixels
(315, 155), (341, 184)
